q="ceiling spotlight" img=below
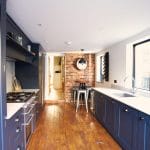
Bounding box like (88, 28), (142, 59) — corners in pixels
(37, 24), (42, 26)
(64, 41), (72, 46)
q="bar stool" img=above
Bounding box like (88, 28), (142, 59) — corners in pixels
(86, 87), (92, 100)
(72, 87), (78, 104)
(76, 89), (88, 113)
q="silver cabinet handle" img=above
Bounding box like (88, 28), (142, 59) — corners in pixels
(15, 117), (19, 122)
(23, 106), (33, 115)
(16, 127), (20, 133)
(124, 109), (128, 112)
(139, 117), (144, 120)
(17, 146), (21, 150)
(22, 115), (33, 126)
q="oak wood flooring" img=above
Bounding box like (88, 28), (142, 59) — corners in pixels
(27, 103), (121, 150)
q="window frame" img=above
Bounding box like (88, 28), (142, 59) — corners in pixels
(133, 39), (150, 91)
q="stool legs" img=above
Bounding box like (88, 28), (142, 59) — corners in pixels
(85, 95), (88, 113)
(73, 90), (76, 104)
(76, 91), (88, 113)
(76, 92), (80, 112)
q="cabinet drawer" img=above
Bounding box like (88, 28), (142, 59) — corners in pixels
(13, 133), (24, 150)
(8, 109), (23, 126)
(6, 108), (24, 150)
(119, 104), (138, 115)
(7, 109), (23, 138)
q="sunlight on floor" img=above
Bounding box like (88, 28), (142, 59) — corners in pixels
(46, 87), (64, 100)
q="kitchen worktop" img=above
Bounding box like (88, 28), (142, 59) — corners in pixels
(6, 89), (40, 119)
(93, 87), (150, 115)
(6, 103), (25, 119)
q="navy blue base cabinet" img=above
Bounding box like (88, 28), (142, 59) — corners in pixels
(136, 112), (150, 150)
(105, 97), (118, 137)
(94, 90), (150, 150)
(118, 104), (138, 150)
(95, 91), (106, 124)
(145, 121), (150, 150)
(6, 109), (24, 150)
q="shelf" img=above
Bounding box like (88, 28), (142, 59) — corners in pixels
(6, 35), (35, 57)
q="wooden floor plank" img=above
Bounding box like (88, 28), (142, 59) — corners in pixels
(27, 103), (121, 150)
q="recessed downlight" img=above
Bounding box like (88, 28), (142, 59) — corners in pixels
(64, 41), (72, 46)
(37, 23), (42, 27)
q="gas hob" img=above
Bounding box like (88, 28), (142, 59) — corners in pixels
(7, 92), (34, 103)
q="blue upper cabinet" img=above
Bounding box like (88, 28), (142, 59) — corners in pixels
(6, 15), (35, 64)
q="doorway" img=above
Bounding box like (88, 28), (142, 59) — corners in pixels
(45, 54), (65, 101)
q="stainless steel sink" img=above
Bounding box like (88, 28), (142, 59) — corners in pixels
(113, 92), (136, 98)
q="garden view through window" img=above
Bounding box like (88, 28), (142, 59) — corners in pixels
(134, 40), (150, 91)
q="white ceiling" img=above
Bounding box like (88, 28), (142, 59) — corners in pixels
(6, 0), (150, 53)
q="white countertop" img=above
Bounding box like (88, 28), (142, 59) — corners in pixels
(6, 103), (25, 119)
(6, 89), (40, 119)
(93, 87), (150, 115)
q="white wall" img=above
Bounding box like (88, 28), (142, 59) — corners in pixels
(96, 28), (150, 89)
(6, 60), (15, 92)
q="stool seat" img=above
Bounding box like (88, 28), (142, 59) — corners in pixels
(76, 89), (88, 112)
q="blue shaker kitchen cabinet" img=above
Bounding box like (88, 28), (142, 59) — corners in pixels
(145, 119), (150, 150)
(136, 112), (150, 150)
(95, 91), (106, 124)
(105, 97), (118, 137)
(6, 108), (24, 150)
(118, 103), (138, 150)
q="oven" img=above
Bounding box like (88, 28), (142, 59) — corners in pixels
(6, 91), (37, 149)
(25, 115), (33, 143)
(22, 96), (36, 148)
(30, 100), (38, 132)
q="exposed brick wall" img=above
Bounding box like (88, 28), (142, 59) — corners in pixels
(64, 53), (95, 102)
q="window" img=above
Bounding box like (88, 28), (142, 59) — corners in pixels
(133, 39), (150, 91)
(96, 55), (104, 82)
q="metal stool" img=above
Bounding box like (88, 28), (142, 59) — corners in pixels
(76, 89), (88, 112)
(72, 87), (78, 104)
(86, 87), (92, 100)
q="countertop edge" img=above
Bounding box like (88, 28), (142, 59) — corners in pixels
(92, 87), (150, 116)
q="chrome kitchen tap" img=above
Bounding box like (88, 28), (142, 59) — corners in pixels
(123, 76), (136, 95)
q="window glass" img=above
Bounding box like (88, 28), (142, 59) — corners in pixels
(134, 40), (150, 91)
(96, 55), (104, 82)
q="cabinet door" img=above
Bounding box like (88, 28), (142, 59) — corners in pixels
(136, 113), (149, 150)
(95, 91), (100, 120)
(105, 97), (118, 136)
(6, 109), (24, 150)
(118, 104), (138, 150)
(95, 91), (106, 124)
(145, 120), (150, 150)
